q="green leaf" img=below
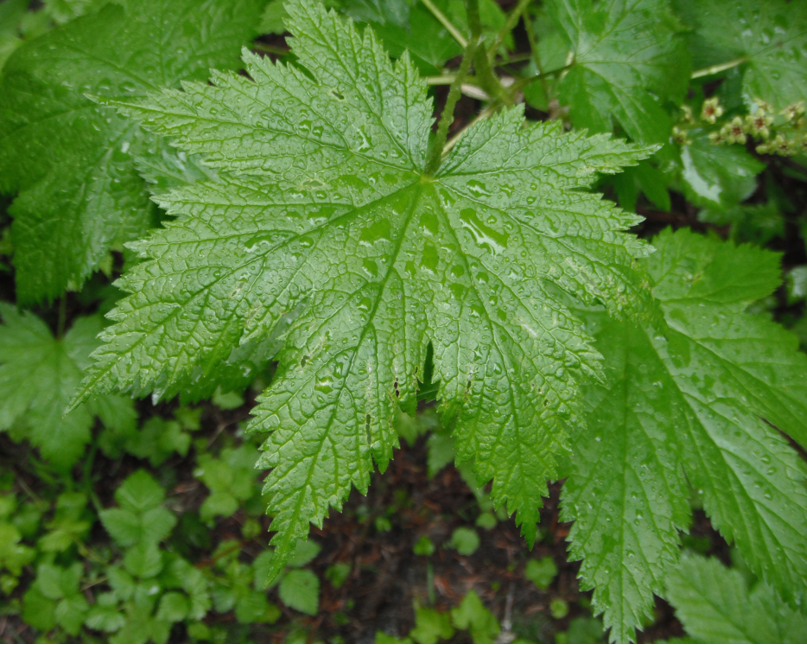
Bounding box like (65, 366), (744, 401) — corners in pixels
(286, 539), (321, 568)
(155, 591), (190, 623)
(550, 0), (691, 143)
(524, 556), (558, 590)
(0, 523), (35, 576)
(325, 562), (351, 588)
(22, 587), (57, 632)
(699, 201), (785, 245)
(413, 535), (435, 557)
(676, 133), (765, 212)
(123, 417), (192, 466)
(450, 590), (500, 644)
(114, 470), (166, 513)
(449, 527), (480, 556)
(278, 568), (320, 615)
(196, 445), (260, 521)
(666, 554), (807, 643)
(80, 0), (654, 579)
(85, 592), (127, 633)
(563, 228), (807, 642)
(672, 0), (807, 111)
(0, 0), (263, 304)
(124, 543), (164, 579)
(0, 306), (126, 469)
(55, 592), (91, 636)
(39, 492), (92, 552)
(410, 605), (455, 644)
(100, 471), (176, 546)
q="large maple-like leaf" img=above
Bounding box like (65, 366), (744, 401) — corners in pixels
(78, 0), (654, 578)
(0, 0), (263, 304)
(563, 229), (807, 642)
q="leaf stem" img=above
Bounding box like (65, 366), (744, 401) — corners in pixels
(427, 74), (480, 86)
(57, 294), (67, 340)
(486, 0), (531, 59)
(420, 0), (468, 48)
(511, 63), (573, 93)
(522, 10), (550, 105)
(466, 0), (513, 107)
(425, 32), (481, 174)
(691, 56), (748, 79)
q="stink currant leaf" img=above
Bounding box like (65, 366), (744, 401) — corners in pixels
(672, 0), (807, 111)
(78, 0), (654, 579)
(563, 229), (807, 643)
(0, 0), (263, 304)
(548, 0), (691, 143)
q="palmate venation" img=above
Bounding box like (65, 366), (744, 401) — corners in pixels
(77, 0), (654, 580)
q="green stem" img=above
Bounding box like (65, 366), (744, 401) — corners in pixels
(251, 42), (290, 56)
(464, 0), (512, 107)
(486, 0), (531, 59)
(426, 74), (480, 86)
(522, 10), (550, 105)
(57, 294), (67, 339)
(425, 32), (481, 175)
(691, 56), (748, 79)
(420, 0), (468, 48)
(511, 63), (573, 93)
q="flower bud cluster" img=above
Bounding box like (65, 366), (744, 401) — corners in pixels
(675, 96), (807, 157)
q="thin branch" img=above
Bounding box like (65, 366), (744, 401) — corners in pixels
(691, 56), (748, 79)
(522, 10), (550, 105)
(511, 63), (573, 93)
(420, 0), (468, 48)
(486, 0), (531, 59)
(425, 3), (482, 175)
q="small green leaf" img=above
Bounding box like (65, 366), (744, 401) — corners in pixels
(410, 605), (455, 644)
(449, 527), (480, 556)
(676, 133), (764, 211)
(0, 308), (123, 469)
(286, 539), (321, 568)
(85, 593), (126, 633)
(524, 557), (558, 590)
(22, 587), (57, 632)
(124, 543), (164, 579)
(156, 591), (190, 623)
(278, 568), (320, 615)
(325, 562), (351, 589)
(450, 590), (500, 644)
(413, 535), (436, 557)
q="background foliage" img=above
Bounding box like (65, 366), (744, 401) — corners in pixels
(0, 0), (806, 642)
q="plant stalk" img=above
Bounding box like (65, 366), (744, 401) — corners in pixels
(691, 56), (748, 79)
(522, 9), (550, 105)
(420, 0), (468, 48)
(425, 22), (481, 174)
(486, 0), (531, 59)
(511, 63), (574, 93)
